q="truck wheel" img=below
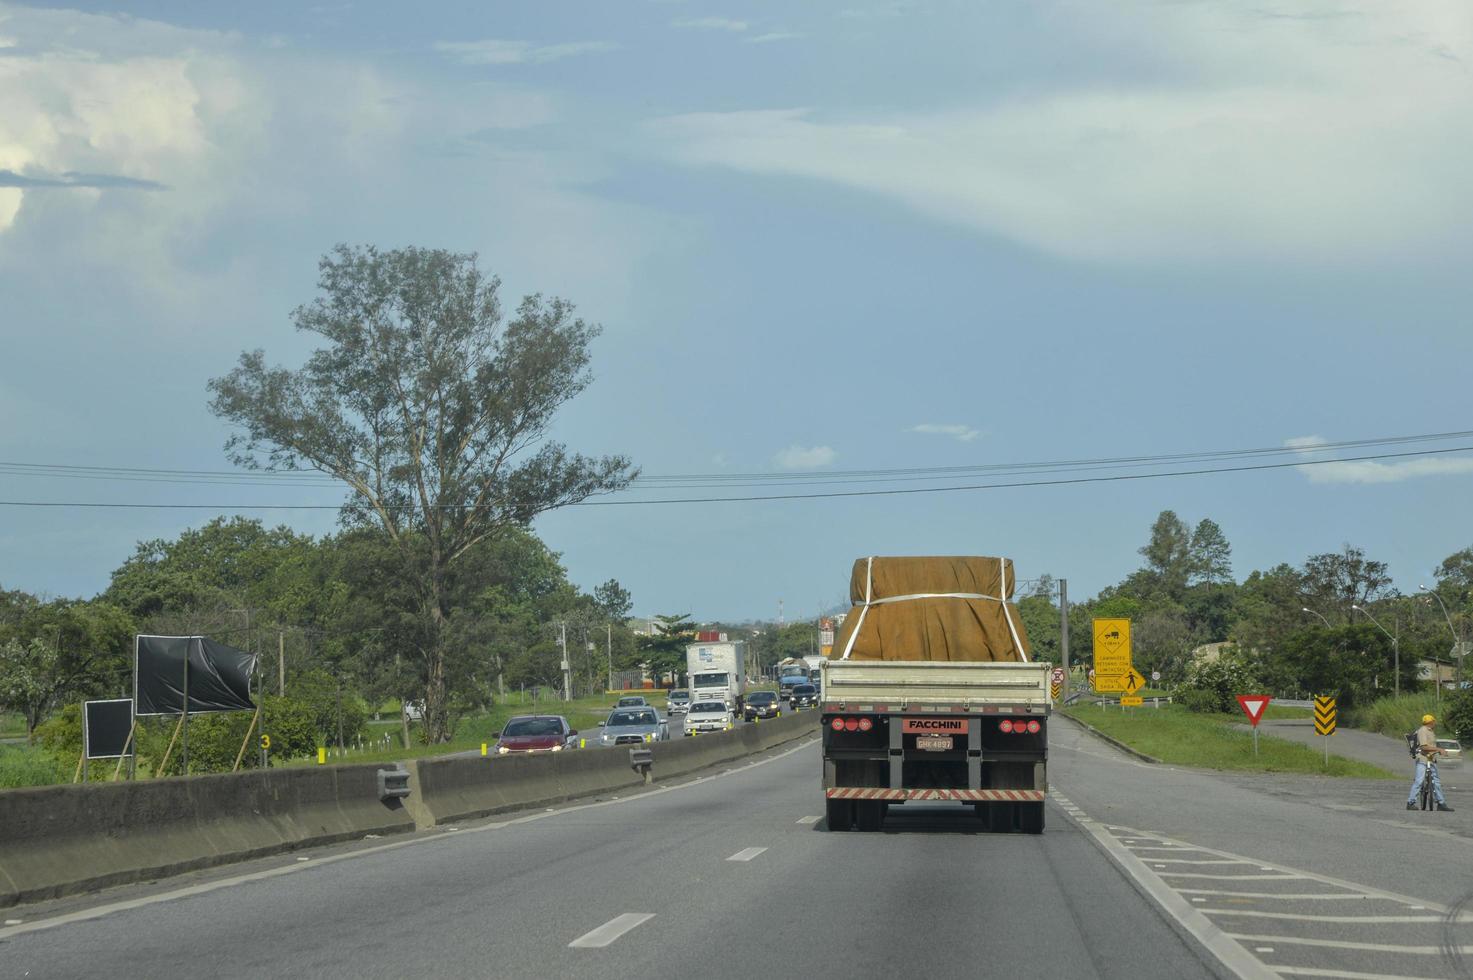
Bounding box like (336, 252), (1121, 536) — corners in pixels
(855, 800), (885, 832)
(1020, 802), (1045, 835)
(825, 799), (854, 832)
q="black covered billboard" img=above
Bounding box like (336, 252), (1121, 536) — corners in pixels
(134, 635), (257, 716)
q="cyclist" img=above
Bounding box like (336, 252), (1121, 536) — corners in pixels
(1407, 713), (1454, 812)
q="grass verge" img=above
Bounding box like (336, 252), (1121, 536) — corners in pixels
(1063, 703), (1396, 778)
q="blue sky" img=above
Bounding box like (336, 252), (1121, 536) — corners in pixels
(1, 0), (1470, 619)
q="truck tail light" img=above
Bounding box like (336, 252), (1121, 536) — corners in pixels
(858, 717), (873, 732)
(830, 718), (845, 731)
(844, 718), (860, 732)
(1026, 720), (1041, 734)
(999, 719), (1014, 733)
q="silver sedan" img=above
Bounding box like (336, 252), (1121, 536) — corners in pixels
(596, 707), (668, 746)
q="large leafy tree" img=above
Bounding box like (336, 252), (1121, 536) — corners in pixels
(1301, 545), (1393, 620)
(637, 614), (694, 686)
(209, 245), (635, 740)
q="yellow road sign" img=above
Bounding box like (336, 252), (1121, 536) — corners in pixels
(1050, 682), (1062, 700)
(1314, 695), (1337, 736)
(1092, 618), (1133, 689)
(1120, 695), (1144, 706)
(259, 733), (271, 750)
(1093, 668), (1144, 695)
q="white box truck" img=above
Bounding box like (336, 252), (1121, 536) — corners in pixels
(686, 641), (747, 714)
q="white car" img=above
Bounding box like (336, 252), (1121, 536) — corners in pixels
(683, 700), (735, 736)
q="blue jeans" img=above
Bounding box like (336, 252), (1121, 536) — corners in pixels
(1407, 759), (1445, 805)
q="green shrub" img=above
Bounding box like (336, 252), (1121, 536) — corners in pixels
(1176, 649), (1262, 713)
(35, 702), (83, 758)
(1440, 689), (1473, 744)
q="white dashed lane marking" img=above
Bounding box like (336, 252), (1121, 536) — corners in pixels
(795, 815), (821, 825)
(726, 847), (768, 862)
(568, 913), (656, 949)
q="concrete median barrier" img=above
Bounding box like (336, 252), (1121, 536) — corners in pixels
(0, 764), (415, 908)
(0, 712), (820, 907)
(407, 711), (820, 828)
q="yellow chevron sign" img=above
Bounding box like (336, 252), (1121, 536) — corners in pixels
(1050, 682), (1062, 700)
(1314, 696), (1337, 736)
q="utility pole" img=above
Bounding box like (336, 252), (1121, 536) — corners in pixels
(1059, 578), (1070, 699)
(607, 623), (613, 693)
(278, 631), (285, 696)
(559, 623), (571, 701)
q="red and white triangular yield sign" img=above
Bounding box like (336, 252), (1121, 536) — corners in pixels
(1236, 694), (1271, 727)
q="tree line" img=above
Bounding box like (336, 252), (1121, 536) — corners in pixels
(1015, 509), (1473, 709)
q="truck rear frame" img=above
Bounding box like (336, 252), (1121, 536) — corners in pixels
(820, 660), (1049, 833)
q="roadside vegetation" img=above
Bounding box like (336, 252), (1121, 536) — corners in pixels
(1345, 691), (1473, 742)
(1063, 704), (1397, 778)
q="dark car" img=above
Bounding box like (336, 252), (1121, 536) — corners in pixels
(493, 715), (578, 754)
(744, 690), (781, 721)
(789, 684), (818, 709)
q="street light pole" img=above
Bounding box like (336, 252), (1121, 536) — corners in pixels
(1352, 604), (1399, 698)
(1301, 607), (1333, 628)
(1419, 585), (1463, 696)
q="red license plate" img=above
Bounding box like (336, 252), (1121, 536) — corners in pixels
(915, 735), (953, 751)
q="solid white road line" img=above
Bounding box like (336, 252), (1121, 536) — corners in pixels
(1268, 967), (1444, 980)
(1144, 858), (1253, 865)
(1228, 933), (1473, 955)
(1176, 890), (1377, 900)
(795, 815), (821, 825)
(568, 913), (656, 949)
(727, 847), (768, 862)
(1197, 909), (1444, 923)
(0, 736), (820, 942)
(1157, 872), (1301, 881)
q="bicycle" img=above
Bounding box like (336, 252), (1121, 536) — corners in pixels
(1417, 757), (1439, 811)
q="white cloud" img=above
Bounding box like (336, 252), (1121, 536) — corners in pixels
(1286, 436), (1473, 484)
(433, 39), (617, 66)
(0, 6), (665, 331)
(673, 17), (747, 32)
(909, 423), (980, 442)
(649, 1), (1473, 268)
(773, 445), (837, 470)
(746, 32), (802, 44)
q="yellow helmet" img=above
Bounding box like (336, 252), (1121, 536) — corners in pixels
(1422, 714), (1436, 725)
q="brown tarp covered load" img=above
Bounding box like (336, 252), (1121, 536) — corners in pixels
(832, 556), (1032, 663)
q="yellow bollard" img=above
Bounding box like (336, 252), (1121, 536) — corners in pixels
(579, 738), (586, 749)
(480, 742), (488, 757)
(317, 746), (326, 765)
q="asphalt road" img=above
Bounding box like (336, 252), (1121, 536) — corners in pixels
(12, 710), (1473, 979)
(2, 734), (1221, 980)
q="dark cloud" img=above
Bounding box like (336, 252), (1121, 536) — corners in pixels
(0, 170), (168, 190)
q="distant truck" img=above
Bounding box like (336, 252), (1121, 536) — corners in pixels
(777, 658), (809, 698)
(687, 641), (748, 714)
(821, 556), (1050, 834)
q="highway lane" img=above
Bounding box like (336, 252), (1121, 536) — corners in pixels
(2, 736), (1222, 980)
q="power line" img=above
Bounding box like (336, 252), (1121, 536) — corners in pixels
(0, 444), (1468, 508)
(2, 428), (1471, 491)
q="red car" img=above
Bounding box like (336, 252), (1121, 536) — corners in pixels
(493, 715), (578, 754)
